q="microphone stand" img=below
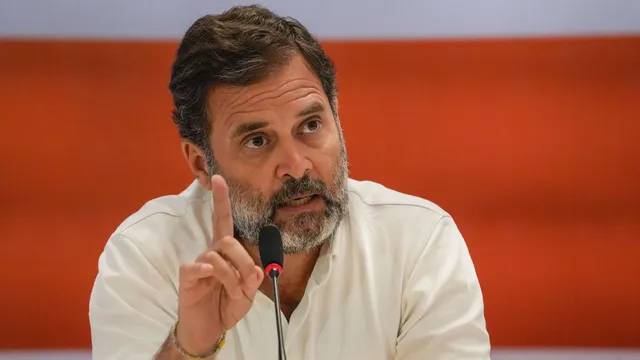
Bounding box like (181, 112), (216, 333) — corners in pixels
(269, 268), (287, 360)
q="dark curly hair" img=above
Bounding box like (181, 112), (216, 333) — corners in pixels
(168, 5), (338, 171)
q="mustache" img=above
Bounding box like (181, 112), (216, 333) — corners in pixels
(268, 175), (333, 208)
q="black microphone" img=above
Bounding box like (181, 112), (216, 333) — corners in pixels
(258, 225), (287, 360)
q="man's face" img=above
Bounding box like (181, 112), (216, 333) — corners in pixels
(206, 55), (348, 253)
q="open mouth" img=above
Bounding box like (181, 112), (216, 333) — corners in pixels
(279, 194), (319, 207)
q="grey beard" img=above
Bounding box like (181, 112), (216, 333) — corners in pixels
(205, 133), (349, 254)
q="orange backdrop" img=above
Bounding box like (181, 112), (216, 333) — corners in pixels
(1, 36), (639, 349)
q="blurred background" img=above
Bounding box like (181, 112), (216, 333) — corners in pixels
(1, 0), (639, 359)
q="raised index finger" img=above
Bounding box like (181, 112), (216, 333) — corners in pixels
(211, 175), (234, 243)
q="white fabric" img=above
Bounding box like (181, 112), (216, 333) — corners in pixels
(89, 178), (491, 359)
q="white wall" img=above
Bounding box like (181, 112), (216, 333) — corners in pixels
(1, 0), (639, 39)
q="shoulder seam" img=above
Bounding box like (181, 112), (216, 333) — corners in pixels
(347, 189), (445, 217)
(118, 197), (210, 235)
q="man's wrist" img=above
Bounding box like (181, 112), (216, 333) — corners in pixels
(173, 320), (226, 359)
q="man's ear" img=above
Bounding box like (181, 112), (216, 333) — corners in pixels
(181, 140), (211, 190)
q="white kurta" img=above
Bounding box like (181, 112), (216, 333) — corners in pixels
(89, 179), (491, 359)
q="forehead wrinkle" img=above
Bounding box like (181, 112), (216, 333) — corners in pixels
(223, 88), (324, 132)
(231, 90), (321, 117)
(232, 78), (321, 110)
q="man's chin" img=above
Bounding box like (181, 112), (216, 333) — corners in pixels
(277, 210), (324, 230)
(278, 215), (338, 252)
(280, 229), (327, 254)
(278, 224), (318, 243)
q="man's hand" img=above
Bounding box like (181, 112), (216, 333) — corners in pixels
(175, 175), (264, 355)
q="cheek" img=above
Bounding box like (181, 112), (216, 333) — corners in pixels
(229, 163), (274, 201)
(311, 138), (342, 181)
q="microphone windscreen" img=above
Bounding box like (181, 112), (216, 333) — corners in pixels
(258, 225), (284, 269)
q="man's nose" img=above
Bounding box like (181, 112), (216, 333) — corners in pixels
(274, 138), (311, 180)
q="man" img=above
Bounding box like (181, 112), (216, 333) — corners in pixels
(89, 4), (491, 360)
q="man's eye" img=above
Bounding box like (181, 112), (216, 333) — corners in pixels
(301, 119), (322, 134)
(244, 136), (268, 149)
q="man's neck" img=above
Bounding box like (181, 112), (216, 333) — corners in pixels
(242, 241), (322, 319)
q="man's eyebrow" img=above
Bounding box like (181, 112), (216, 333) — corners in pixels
(231, 121), (269, 139)
(297, 102), (325, 118)
(229, 102), (325, 139)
